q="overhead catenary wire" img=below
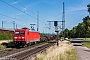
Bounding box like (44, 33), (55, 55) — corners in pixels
(0, 7), (31, 22)
(0, 0), (63, 31)
(49, 13), (63, 21)
(47, 13), (63, 30)
(0, 13), (22, 21)
(0, 7), (15, 15)
(15, 0), (62, 29)
(14, 0), (49, 28)
(0, 13), (30, 25)
(0, 8), (36, 28)
(0, 0), (37, 19)
(0, 0), (38, 27)
(15, 0), (36, 15)
(0, 13), (37, 28)
(0, 0), (49, 28)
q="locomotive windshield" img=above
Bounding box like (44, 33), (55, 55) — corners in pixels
(15, 31), (25, 34)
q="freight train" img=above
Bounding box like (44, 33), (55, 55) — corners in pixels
(14, 27), (55, 46)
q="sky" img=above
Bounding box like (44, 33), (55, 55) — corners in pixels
(0, 0), (90, 33)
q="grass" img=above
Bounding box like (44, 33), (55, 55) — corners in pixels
(0, 44), (6, 50)
(36, 41), (79, 60)
(76, 38), (90, 49)
(82, 42), (90, 49)
(8, 39), (13, 42)
(0, 40), (13, 50)
(60, 49), (79, 60)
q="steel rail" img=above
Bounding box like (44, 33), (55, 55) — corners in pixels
(11, 43), (55, 60)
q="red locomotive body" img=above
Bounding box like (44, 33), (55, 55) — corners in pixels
(14, 28), (40, 46)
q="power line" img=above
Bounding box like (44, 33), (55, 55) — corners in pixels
(0, 0), (37, 19)
(0, 0), (63, 31)
(0, 7), (31, 22)
(49, 13), (62, 20)
(0, 13), (22, 21)
(0, 8), (35, 27)
(14, 0), (49, 28)
(0, 13), (30, 25)
(15, 0), (36, 15)
(14, 0), (50, 28)
(15, 0), (61, 29)
(0, 0), (49, 28)
(0, 13), (38, 28)
(0, 8), (15, 15)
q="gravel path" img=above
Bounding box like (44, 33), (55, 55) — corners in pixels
(74, 45), (90, 60)
(72, 39), (90, 60)
(0, 40), (9, 44)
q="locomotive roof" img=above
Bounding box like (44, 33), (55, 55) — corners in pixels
(15, 27), (30, 30)
(22, 27), (30, 30)
(15, 27), (39, 32)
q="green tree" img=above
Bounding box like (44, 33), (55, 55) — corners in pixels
(64, 28), (70, 38)
(59, 4), (90, 38)
(40, 33), (47, 37)
(87, 4), (90, 16)
(76, 22), (85, 38)
(82, 16), (90, 38)
(71, 26), (77, 38)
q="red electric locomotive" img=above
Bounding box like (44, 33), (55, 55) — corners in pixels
(14, 27), (40, 46)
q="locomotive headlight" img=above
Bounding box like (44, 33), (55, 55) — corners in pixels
(22, 37), (24, 39)
(19, 37), (21, 39)
(14, 37), (17, 39)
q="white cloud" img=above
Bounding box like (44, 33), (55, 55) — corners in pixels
(67, 0), (90, 12)
(81, 0), (90, 5)
(12, 2), (18, 4)
(68, 5), (87, 12)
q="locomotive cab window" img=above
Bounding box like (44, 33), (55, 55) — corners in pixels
(15, 32), (25, 34)
(20, 32), (25, 34)
(15, 32), (19, 34)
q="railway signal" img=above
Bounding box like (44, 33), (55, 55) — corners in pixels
(47, 21), (62, 46)
(54, 21), (58, 26)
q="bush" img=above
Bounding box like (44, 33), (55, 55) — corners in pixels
(40, 33), (47, 37)
(0, 33), (13, 40)
(0, 44), (6, 50)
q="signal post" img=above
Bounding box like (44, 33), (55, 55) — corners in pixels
(47, 21), (62, 46)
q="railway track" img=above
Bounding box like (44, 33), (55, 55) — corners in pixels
(0, 41), (55, 60)
(0, 40), (53, 57)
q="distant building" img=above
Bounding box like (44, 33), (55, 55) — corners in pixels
(0, 28), (14, 35)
